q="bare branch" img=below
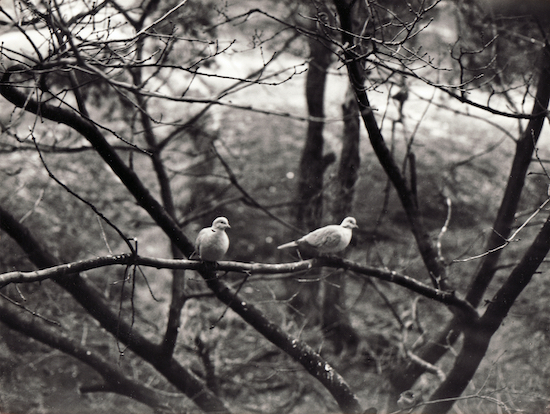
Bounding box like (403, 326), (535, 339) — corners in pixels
(0, 300), (176, 412)
(135, 0), (189, 38)
(452, 198), (550, 264)
(0, 253), (478, 319)
(371, 59), (545, 120)
(212, 143), (302, 233)
(334, 0), (448, 290)
(31, 132), (135, 253)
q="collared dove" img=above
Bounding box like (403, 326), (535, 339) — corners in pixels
(277, 217), (358, 254)
(192, 217), (230, 261)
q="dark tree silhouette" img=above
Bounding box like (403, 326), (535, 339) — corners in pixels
(0, 0), (549, 413)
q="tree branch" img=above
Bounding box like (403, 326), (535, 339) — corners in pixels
(0, 301), (175, 413)
(0, 65), (195, 256)
(212, 143), (302, 233)
(424, 209), (550, 413)
(333, 0), (447, 289)
(0, 249), (478, 320)
(0, 205), (229, 413)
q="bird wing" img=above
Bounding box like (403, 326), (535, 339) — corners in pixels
(191, 228), (209, 259)
(195, 228), (212, 249)
(302, 225), (342, 249)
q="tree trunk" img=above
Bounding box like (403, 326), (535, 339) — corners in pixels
(295, 25), (334, 230)
(424, 207), (550, 413)
(288, 6), (335, 321)
(322, 85), (361, 354)
(393, 44), (550, 397)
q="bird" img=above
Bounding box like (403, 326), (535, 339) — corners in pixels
(277, 217), (358, 255)
(191, 217), (230, 261)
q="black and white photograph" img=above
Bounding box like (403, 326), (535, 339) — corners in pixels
(0, 0), (549, 412)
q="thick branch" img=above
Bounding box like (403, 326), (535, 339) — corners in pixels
(332, 0), (446, 288)
(0, 205), (229, 413)
(200, 267), (363, 414)
(424, 210), (550, 414)
(0, 301), (174, 412)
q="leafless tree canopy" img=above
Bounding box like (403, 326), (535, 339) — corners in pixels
(0, 0), (549, 413)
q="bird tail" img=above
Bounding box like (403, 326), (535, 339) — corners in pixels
(277, 241), (298, 250)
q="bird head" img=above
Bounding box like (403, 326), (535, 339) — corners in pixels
(341, 217), (358, 229)
(212, 217), (231, 230)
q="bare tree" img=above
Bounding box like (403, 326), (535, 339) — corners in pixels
(0, 0), (549, 413)
(333, 0), (550, 411)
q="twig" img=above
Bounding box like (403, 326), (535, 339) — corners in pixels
(30, 132), (136, 254)
(437, 196), (452, 263)
(18, 188), (44, 224)
(0, 292), (61, 326)
(211, 271), (251, 328)
(211, 143), (303, 233)
(97, 216), (114, 255)
(452, 197), (550, 263)
(371, 58), (543, 120)
(135, 0), (189, 38)
(369, 279), (405, 329)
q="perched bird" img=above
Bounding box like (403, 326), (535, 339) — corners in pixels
(277, 217), (358, 255)
(192, 217), (230, 261)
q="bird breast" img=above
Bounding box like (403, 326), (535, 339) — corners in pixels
(198, 229), (229, 261)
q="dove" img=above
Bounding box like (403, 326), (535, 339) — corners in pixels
(192, 217), (230, 261)
(277, 217), (358, 254)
